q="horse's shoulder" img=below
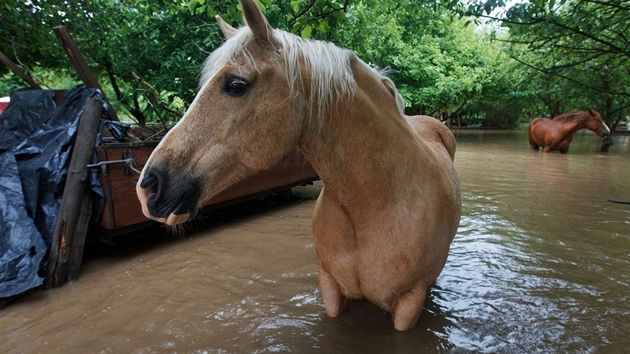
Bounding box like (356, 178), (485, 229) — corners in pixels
(404, 115), (456, 161)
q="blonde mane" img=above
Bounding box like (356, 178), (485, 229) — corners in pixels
(199, 26), (405, 120)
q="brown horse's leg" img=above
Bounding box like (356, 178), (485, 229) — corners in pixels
(528, 136), (540, 150)
(392, 283), (428, 331)
(528, 122), (540, 150)
(317, 262), (348, 317)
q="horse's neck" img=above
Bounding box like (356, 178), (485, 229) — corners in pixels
(298, 68), (421, 205)
(557, 117), (586, 135)
(300, 113), (418, 207)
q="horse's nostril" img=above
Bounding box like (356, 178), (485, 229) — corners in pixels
(140, 170), (160, 195)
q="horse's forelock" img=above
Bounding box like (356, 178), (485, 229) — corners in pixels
(199, 28), (254, 89)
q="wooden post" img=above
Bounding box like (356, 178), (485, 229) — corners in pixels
(45, 98), (103, 288)
(52, 25), (119, 121)
(0, 50), (42, 89)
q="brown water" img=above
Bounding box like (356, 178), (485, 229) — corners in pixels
(1, 130), (629, 353)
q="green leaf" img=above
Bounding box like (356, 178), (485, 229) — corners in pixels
(317, 20), (328, 35)
(187, 0), (199, 14)
(301, 25), (312, 38)
(291, 0), (300, 13)
(255, 0), (266, 13)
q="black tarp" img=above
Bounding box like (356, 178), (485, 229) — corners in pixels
(0, 85), (116, 297)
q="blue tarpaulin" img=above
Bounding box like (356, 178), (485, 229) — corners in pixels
(0, 86), (113, 297)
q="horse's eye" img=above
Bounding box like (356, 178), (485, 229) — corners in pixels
(226, 78), (248, 97)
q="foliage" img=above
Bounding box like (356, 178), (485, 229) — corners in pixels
(453, 0), (630, 132)
(0, 0), (223, 125)
(327, 0), (532, 127)
(186, 0), (349, 38)
(0, 0), (351, 125)
(0, 72), (23, 97)
(3, 0), (624, 133)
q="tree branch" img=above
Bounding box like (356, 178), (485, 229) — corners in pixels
(287, 0), (317, 25)
(509, 54), (630, 97)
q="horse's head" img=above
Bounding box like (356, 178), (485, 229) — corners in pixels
(136, 0), (307, 225)
(586, 109), (611, 138)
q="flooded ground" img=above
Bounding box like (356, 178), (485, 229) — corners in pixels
(1, 130), (629, 353)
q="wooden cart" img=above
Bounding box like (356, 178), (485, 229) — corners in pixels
(95, 141), (318, 236)
(2, 26), (318, 289)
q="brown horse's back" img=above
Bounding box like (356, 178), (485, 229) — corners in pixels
(405, 115), (456, 161)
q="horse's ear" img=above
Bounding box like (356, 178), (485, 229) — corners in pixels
(216, 15), (237, 39)
(239, 0), (276, 46)
(589, 108), (595, 115)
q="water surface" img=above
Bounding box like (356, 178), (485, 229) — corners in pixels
(1, 130), (629, 353)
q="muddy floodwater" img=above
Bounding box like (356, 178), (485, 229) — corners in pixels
(1, 130), (630, 353)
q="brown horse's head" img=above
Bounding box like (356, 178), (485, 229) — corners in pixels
(136, 0), (356, 225)
(586, 109), (611, 137)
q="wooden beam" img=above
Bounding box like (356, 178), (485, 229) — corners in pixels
(52, 25), (119, 121)
(0, 50), (41, 89)
(45, 97), (103, 288)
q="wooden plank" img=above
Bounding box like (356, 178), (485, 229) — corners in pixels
(0, 50), (42, 89)
(112, 154), (316, 228)
(95, 146), (115, 230)
(204, 154), (317, 205)
(97, 143), (318, 230)
(52, 26), (119, 121)
(97, 144), (156, 229)
(45, 98), (103, 288)
(67, 185), (93, 279)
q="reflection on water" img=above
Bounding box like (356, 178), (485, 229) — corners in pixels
(1, 130), (629, 353)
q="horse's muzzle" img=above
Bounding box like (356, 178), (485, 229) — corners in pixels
(136, 166), (202, 225)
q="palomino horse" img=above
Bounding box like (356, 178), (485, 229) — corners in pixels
(136, 0), (461, 331)
(528, 109), (610, 153)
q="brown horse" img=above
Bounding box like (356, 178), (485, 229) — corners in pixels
(136, 0), (461, 331)
(528, 109), (610, 153)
